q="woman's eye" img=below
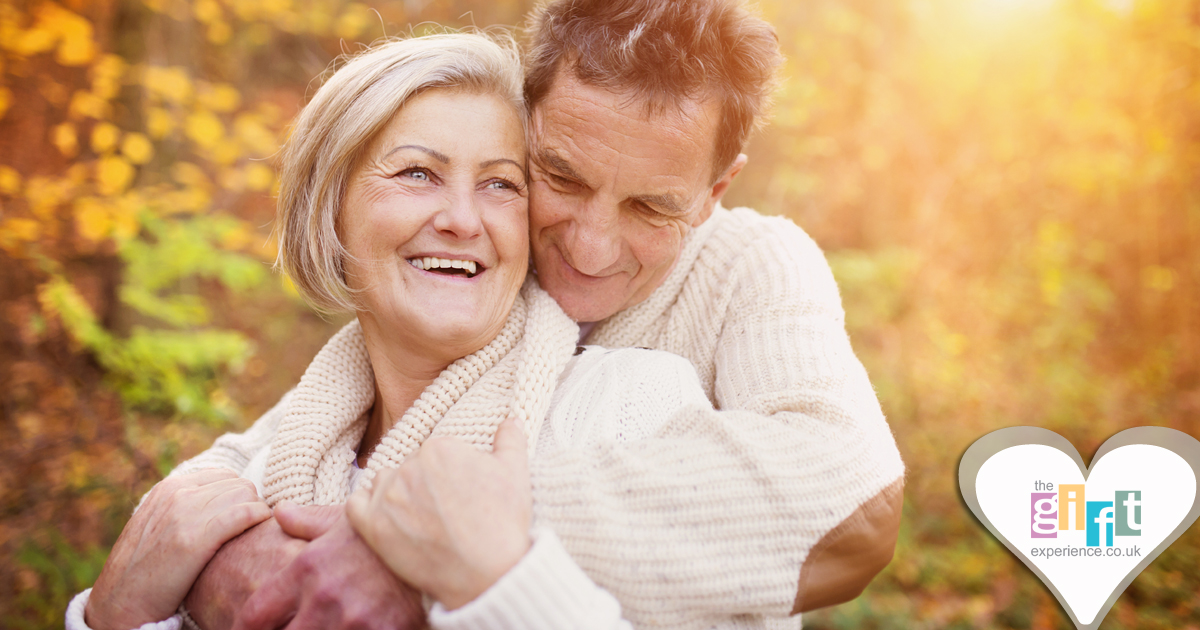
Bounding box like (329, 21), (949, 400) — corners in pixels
(399, 168), (431, 181)
(487, 179), (515, 190)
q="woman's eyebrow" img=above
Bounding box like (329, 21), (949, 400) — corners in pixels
(383, 144), (450, 163)
(480, 158), (526, 173)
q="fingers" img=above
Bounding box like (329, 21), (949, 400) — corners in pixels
(345, 488), (373, 545)
(491, 416), (527, 461)
(275, 503), (345, 541)
(206, 500), (273, 546)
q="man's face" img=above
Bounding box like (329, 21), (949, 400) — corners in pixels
(528, 73), (742, 322)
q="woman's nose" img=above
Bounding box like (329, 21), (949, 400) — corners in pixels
(433, 188), (484, 240)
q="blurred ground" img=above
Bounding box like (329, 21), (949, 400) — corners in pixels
(1, 0), (1198, 628)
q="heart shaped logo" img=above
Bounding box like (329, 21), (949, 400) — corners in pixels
(959, 427), (1200, 629)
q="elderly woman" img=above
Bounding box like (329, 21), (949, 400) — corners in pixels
(67, 32), (737, 630)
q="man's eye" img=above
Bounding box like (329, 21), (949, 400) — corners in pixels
(548, 174), (581, 191)
(487, 179), (514, 190)
(637, 202), (666, 218)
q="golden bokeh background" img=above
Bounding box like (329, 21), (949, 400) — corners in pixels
(1, 0), (1197, 628)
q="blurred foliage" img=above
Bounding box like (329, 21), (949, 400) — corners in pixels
(0, 0), (1198, 628)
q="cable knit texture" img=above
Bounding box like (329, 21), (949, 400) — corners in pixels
(526, 206), (905, 629)
(121, 206), (903, 630)
(179, 276), (580, 506)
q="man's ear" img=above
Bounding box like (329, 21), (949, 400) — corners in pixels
(695, 153), (748, 226)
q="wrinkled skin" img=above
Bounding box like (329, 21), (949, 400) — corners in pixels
(87, 470), (270, 630)
(347, 417), (532, 610)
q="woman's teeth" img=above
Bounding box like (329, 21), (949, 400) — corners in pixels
(408, 257), (479, 277)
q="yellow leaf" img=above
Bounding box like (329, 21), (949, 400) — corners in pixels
(0, 166), (21, 195)
(25, 176), (72, 219)
(244, 163), (274, 191)
(1142, 265), (1176, 292)
(171, 162), (210, 188)
(36, 3), (96, 66)
(75, 197), (111, 241)
(207, 20), (232, 45)
(162, 187), (211, 213)
(68, 90), (108, 119)
(218, 167), (245, 192)
(91, 76), (120, 100)
(56, 27), (95, 66)
(2, 218), (40, 242)
(193, 0), (222, 24)
(92, 54), (126, 80)
(262, 0), (293, 17)
(234, 114), (278, 155)
(199, 83), (240, 112)
(0, 218), (39, 253)
(146, 107), (174, 139)
(66, 163), (90, 185)
(111, 193), (142, 240)
(281, 274), (300, 297)
(219, 222), (252, 250)
(143, 66), (193, 104)
(121, 132), (154, 164)
(96, 155), (135, 196)
(0, 86), (11, 120)
(91, 122), (120, 153)
(336, 3), (373, 40)
(13, 28), (56, 56)
(52, 122), (79, 157)
(185, 110), (225, 149)
(211, 139), (241, 165)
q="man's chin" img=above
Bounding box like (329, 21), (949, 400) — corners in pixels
(542, 280), (623, 323)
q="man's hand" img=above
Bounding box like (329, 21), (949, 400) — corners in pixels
(347, 417), (533, 610)
(230, 504), (426, 630)
(185, 513), (310, 630)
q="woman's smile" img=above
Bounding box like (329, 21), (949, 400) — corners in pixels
(406, 255), (484, 278)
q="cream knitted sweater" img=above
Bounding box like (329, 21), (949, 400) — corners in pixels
(71, 205), (904, 630)
(518, 205), (905, 628)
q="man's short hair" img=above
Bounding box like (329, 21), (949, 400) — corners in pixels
(275, 33), (524, 313)
(524, 0), (783, 182)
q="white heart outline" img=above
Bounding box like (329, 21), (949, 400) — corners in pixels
(958, 426), (1200, 630)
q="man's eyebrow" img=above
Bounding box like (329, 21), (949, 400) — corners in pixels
(536, 149), (589, 186)
(383, 145), (450, 163)
(633, 193), (687, 215)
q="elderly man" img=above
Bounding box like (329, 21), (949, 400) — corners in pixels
(161, 0), (902, 628)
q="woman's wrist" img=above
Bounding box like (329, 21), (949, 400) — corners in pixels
(431, 533), (532, 610)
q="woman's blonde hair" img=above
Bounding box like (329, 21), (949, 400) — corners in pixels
(274, 32), (525, 313)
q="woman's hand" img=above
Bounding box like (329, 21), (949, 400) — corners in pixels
(86, 469), (271, 630)
(347, 417), (533, 610)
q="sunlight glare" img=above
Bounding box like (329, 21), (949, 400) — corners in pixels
(972, 0), (1056, 18)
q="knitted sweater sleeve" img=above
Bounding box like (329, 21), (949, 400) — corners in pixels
(529, 218), (905, 628)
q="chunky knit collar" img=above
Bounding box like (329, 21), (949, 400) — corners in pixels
(262, 276), (579, 506)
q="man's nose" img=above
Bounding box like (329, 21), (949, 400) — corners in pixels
(563, 202), (621, 275)
(433, 188), (484, 240)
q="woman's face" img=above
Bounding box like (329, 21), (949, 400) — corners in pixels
(341, 89), (529, 365)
